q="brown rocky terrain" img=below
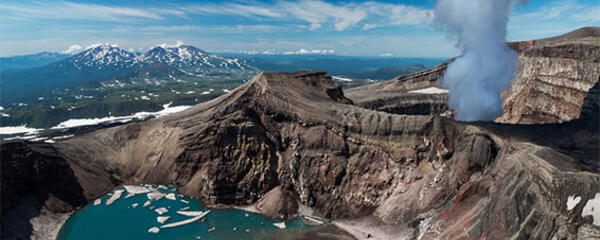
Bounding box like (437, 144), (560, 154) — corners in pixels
(2, 68), (599, 239)
(346, 27), (600, 125)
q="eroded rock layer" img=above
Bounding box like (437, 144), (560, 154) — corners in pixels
(346, 27), (600, 125)
(2, 70), (599, 239)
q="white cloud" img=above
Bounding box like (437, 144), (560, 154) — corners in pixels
(282, 49), (336, 55)
(62, 44), (83, 54)
(362, 24), (378, 30)
(0, 1), (164, 22)
(508, 0), (600, 40)
(184, 0), (431, 31)
(309, 23), (322, 30)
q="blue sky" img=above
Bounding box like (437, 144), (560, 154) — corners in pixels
(0, 0), (598, 57)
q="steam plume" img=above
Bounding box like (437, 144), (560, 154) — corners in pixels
(434, 0), (519, 121)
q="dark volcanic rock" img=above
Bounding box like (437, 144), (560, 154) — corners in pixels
(2, 70), (599, 239)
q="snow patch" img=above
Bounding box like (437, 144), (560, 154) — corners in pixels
(332, 76), (353, 82)
(567, 195), (581, 211)
(408, 87), (449, 94)
(582, 193), (600, 226)
(51, 105), (191, 129)
(0, 125), (42, 135)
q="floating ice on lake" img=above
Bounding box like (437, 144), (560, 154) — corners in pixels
(106, 190), (124, 205)
(143, 201), (151, 207)
(155, 207), (169, 215)
(147, 192), (165, 200)
(148, 227), (160, 233)
(131, 203), (139, 208)
(157, 216), (170, 224)
(177, 211), (204, 216)
(93, 199), (101, 205)
(161, 211), (210, 228)
(165, 193), (176, 200)
(273, 222), (286, 229)
(125, 185), (151, 194)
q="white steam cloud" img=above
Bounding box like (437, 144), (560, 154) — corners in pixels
(434, 0), (520, 121)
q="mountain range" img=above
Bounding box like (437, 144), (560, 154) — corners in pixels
(0, 44), (256, 103)
(0, 52), (70, 71)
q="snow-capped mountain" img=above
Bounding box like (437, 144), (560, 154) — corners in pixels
(65, 44), (138, 70)
(1, 43), (259, 103)
(139, 45), (256, 72)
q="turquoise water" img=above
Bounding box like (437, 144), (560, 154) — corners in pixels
(57, 185), (322, 240)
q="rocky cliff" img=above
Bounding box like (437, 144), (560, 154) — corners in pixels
(2, 70), (599, 239)
(499, 27), (600, 124)
(346, 27), (600, 125)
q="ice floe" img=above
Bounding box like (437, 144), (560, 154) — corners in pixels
(157, 216), (171, 224)
(273, 222), (286, 229)
(147, 192), (166, 200)
(93, 199), (102, 205)
(155, 207), (169, 215)
(143, 201), (151, 207)
(131, 203), (139, 208)
(106, 190), (124, 205)
(180, 199), (189, 204)
(177, 211), (205, 217)
(148, 227), (160, 233)
(165, 193), (177, 200)
(125, 185), (151, 194)
(161, 210), (210, 228)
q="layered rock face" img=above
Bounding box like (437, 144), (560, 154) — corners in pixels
(2, 71), (599, 239)
(347, 27), (600, 125)
(498, 27), (600, 124)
